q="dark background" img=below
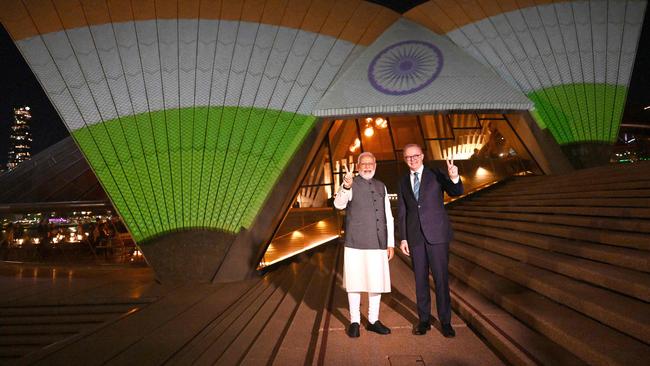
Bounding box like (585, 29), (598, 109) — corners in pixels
(0, 3), (648, 168)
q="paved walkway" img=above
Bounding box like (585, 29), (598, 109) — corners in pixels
(0, 244), (503, 365)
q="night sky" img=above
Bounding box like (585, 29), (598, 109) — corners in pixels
(1, 7), (649, 168)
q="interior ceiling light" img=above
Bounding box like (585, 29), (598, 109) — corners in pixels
(349, 138), (361, 152)
(364, 126), (375, 137)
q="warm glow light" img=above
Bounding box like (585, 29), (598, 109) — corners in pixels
(444, 142), (486, 160)
(259, 235), (338, 268)
(349, 138), (361, 152)
(475, 167), (490, 177)
(375, 117), (387, 129)
(364, 126), (374, 137)
(291, 231), (304, 238)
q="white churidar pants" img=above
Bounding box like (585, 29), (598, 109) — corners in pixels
(347, 292), (382, 324)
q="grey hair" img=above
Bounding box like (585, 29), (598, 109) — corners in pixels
(357, 151), (376, 164)
(403, 143), (423, 153)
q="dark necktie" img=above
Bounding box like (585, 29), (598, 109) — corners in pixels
(413, 172), (420, 200)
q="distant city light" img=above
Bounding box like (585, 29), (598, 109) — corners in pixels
(7, 106), (33, 170)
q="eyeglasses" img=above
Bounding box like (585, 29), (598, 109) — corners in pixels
(404, 154), (423, 161)
(358, 162), (375, 167)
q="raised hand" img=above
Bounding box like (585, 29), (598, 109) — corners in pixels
(446, 156), (459, 180)
(342, 162), (354, 189)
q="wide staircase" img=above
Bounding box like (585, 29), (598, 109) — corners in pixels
(447, 162), (650, 365)
(0, 301), (150, 362)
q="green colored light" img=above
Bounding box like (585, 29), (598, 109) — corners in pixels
(73, 107), (316, 243)
(527, 83), (627, 145)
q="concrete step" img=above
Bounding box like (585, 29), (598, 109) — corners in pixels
(190, 260), (314, 365)
(460, 196), (650, 208)
(450, 204), (650, 220)
(451, 221), (650, 273)
(503, 165), (650, 190)
(500, 176), (650, 194)
(482, 180), (650, 198)
(451, 241), (650, 343)
(216, 263), (320, 364)
(26, 284), (223, 365)
(450, 214), (650, 250)
(245, 245), (338, 365)
(164, 269), (295, 365)
(477, 188), (650, 201)
(0, 323), (84, 335)
(449, 209), (650, 234)
(449, 255), (650, 365)
(104, 280), (260, 366)
(0, 344), (41, 359)
(0, 303), (143, 316)
(453, 230), (650, 302)
(448, 276), (586, 366)
(0, 334), (64, 346)
(395, 252), (585, 365)
(0, 314), (109, 325)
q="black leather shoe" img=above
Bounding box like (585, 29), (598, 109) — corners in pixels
(441, 323), (456, 338)
(347, 322), (360, 338)
(366, 320), (391, 335)
(413, 321), (431, 335)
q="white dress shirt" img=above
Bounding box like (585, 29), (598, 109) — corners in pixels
(409, 165), (460, 191)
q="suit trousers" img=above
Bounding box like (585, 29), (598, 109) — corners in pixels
(409, 240), (451, 325)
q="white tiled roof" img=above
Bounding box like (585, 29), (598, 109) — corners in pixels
(313, 18), (533, 117)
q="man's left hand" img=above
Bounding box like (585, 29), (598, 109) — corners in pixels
(446, 157), (459, 180)
(387, 247), (394, 261)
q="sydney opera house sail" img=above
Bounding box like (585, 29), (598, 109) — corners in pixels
(1, 0), (646, 252)
(1, 0), (397, 242)
(405, 0), (646, 145)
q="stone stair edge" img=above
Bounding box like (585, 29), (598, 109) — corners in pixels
(452, 230), (650, 302)
(449, 254), (650, 365)
(450, 241), (650, 343)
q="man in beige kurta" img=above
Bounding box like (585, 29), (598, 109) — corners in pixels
(334, 152), (394, 338)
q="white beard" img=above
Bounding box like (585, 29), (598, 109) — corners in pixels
(359, 170), (375, 180)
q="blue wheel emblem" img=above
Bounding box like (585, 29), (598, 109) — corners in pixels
(368, 40), (443, 96)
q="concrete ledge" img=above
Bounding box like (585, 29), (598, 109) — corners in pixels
(140, 229), (235, 283)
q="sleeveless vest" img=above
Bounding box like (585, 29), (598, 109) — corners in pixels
(344, 176), (388, 250)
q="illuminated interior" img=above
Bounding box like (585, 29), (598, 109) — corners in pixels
(260, 112), (541, 267)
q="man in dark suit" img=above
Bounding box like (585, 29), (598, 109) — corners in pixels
(397, 143), (463, 338)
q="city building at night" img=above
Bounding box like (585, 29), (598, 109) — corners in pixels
(6, 105), (32, 170)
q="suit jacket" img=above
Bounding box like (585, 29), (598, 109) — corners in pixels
(398, 167), (463, 245)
